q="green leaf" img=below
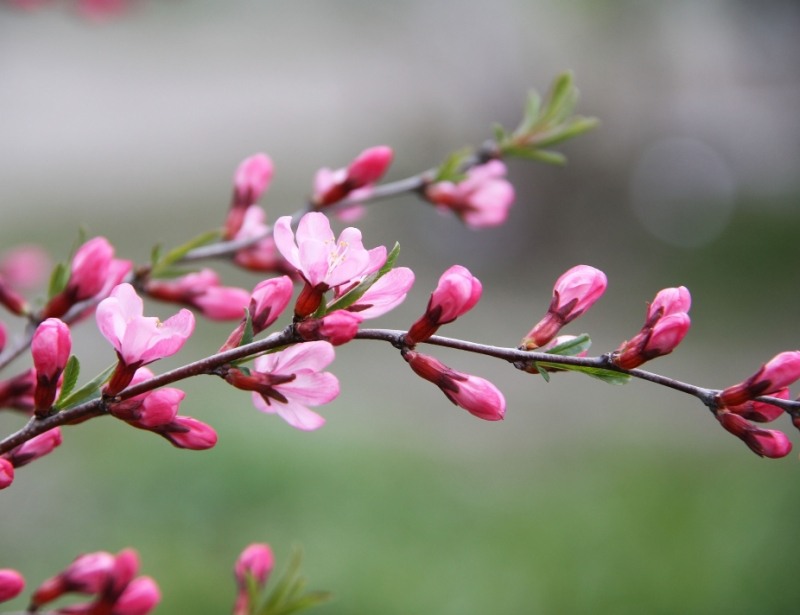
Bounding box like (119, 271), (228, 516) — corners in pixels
(55, 363), (117, 410)
(47, 262), (70, 300)
(240, 308), (255, 347)
(493, 123), (508, 144)
(259, 548), (305, 615)
(54, 356), (81, 406)
(540, 71), (576, 124)
(432, 148), (472, 183)
(502, 146), (567, 165)
(536, 364), (551, 382)
(151, 230), (221, 277)
(150, 244), (162, 269)
(535, 362), (631, 385)
(544, 334), (591, 356)
(532, 116), (599, 148)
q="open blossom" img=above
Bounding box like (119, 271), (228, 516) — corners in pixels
(96, 283), (195, 396)
(274, 212), (386, 317)
(31, 318), (72, 414)
(522, 265), (607, 349)
(225, 341), (339, 431)
(0, 569), (25, 603)
(406, 265), (481, 346)
(719, 351), (800, 408)
(424, 160), (515, 228)
(312, 146), (393, 207)
(342, 266), (415, 319)
(717, 411), (792, 459)
(403, 350), (505, 421)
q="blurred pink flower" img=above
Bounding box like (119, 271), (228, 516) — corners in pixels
(0, 245), (51, 291)
(225, 153), (274, 239)
(313, 146), (393, 206)
(0, 568), (25, 603)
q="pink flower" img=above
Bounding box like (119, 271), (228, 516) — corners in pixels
(96, 283), (195, 396)
(313, 146), (393, 206)
(612, 286), (691, 370)
(343, 267), (415, 319)
(726, 388), (788, 423)
(110, 374), (183, 429)
(152, 416), (218, 450)
(522, 265), (608, 349)
(0, 569), (25, 603)
(5, 427), (62, 468)
(0, 320), (5, 354)
(146, 269), (251, 321)
(0, 278), (28, 316)
(719, 351), (800, 408)
(296, 310), (363, 346)
(31, 318), (72, 414)
(425, 160), (515, 228)
(113, 576), (160, 615)
(274, 212), (386, 317)
(0, 245), (50, 291)
(31, 551), (116, 607)
(233, 544), (274, 615)
(0, 458), (14, 489)
(406, 265), (481, 346)
(717, 411), (792, 459)
(403, 350), (505, 421)
(225, 341), (340, 431)
(0, 369), (36, 412)
(219, 276), (294, 351)
(232, 206), (297, 275)
(225, 154), (275, 239)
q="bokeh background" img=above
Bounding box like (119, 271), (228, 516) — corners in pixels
(2, 1), (800, 613)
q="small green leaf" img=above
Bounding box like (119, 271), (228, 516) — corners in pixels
(259, 548), (305, 615)
(493, 123), (508, 144)
(535, 362), (631, 385)
(432, 148), (472, 183)
(150, 244), (162, 268)
(54, 356), (81, 406)
(47, 262), (70, 300)
(151, 230), (221, 277)
(541, 71), (576, 124)
(532, 116), (599, 148)
(536, 364), (551, 382)
(55, 363), (117, 410)
(544, 334), (591, 356)
(240, 308), (255, 347)
(379, 242), (401, 276)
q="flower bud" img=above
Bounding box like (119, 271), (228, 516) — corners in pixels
(726, 387), (788, 423)
(719, 351), (800, 408)
(522, 265), (607, 349)
(250, 276), (293, 334)
(6, 428), (62, 468)
(406, 265), (481, 346)
(30, 551), (116, 607)
(0, 569), (24, 603)
(0, 369), (36, 412)
(114, 576), (160, 615)
(43, 237), (115, 318)
(153, 416), (218, 450)
(31, 318), (72, 414)
(235, 543), (274, 589)
(313, 146), (393, 206)
(0, 459), (14, 490)
(403, 350), (505, 421)
(296, 310), (363, 346)
(0, 279), (28, 316)
(717, 411), (792, 458)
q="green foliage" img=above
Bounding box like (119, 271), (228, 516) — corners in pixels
(55, 363), (116, 410)
(254, 548), (332, 615)
(149, 229), (221, 278)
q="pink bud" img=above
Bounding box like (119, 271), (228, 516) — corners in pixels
(0, 459), (14, 490)
(234, 154), (274, 207)
(717, 412), (793, 458)
(719, 351), (800, 408)
(235, 543), (274, 589)
(249, 276), (294, 334)
(111, 387), (184, 428)
(31, 551), (116, 607)
(296, 310), (363, 346)
(114, 576), (160, 615)
(0, 369), (36, 412)
(191, 286), (252, 321)
(425, 160), (515, 229)
(31, 318), (72, 414)
(154, 416), (218, 450)
(0, 245), (51, 291)
(726, 388), (788, 423)
(522, 265), (607, 349)
(346, 146), (393, 187)
(0, 568), (25, 603)
(0, 320), (5, 354)
(613, 312), (691, 370)
(647, 286), (691, 321)
(7, 427), (62, 468)
(403, 350), (505, 421)
(0, 279), (29, 316)
(406, 265), (481, 346)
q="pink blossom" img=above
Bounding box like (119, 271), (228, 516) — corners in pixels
(6, 427), (62, 468)
(343, 267), (415, 319)
(0, 459), (14, 490)
(225, 341), (340, 431)
(296, 310), (363, 346)
(406, 265), (481, 346)
(233, 543), (274, 615)
(111, 384), (183, 429)
(425, 160), (515, 228)
(0, 369), (36, 412)
(224, 153), (275, 239)
(274, 212), (386, 317)
(719, 351), (800, 408)
(31, 551), (116, 607)
(152, 416), (218, 450)
(726, 388), (788, 423)
(717, 411), (793, 459)
(113, 576), (160, 615)
(647, 286), (691, 320)
(0, 569), (25, 603)
(96, 283), (195, 396)
(76, 0), (129, 21)
(191, 286), (252, 321)
(232, 206), (297, 275)
(0, 245), (50, 291)
(219, 276), (294, 351)
(31, 318), (72, 413)
(0, 321), (5, 354)
(0, 278), (28, 315)
(522, 265), (607, 349)
(313, 146), (393, 206)
(403, 350), (506, 421)
(146, 269), (251, 321)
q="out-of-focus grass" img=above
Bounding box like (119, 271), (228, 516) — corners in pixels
(3, 398), (800, 615)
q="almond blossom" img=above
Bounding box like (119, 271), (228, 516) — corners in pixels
(96, 283), (195, 396)
(274, 212), (386, 317)
(424, 160), (515, 228)
(225, 341), (339, 431)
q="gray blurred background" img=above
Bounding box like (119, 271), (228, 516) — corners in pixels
(2, 1), (800, 613)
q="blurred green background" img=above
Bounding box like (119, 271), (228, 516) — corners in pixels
(2, 1), (800, 613)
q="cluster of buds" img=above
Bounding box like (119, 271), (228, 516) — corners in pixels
(712, 351), (800, 458)
(611, 286), (691, 370)
(28, 549), (159, 614)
